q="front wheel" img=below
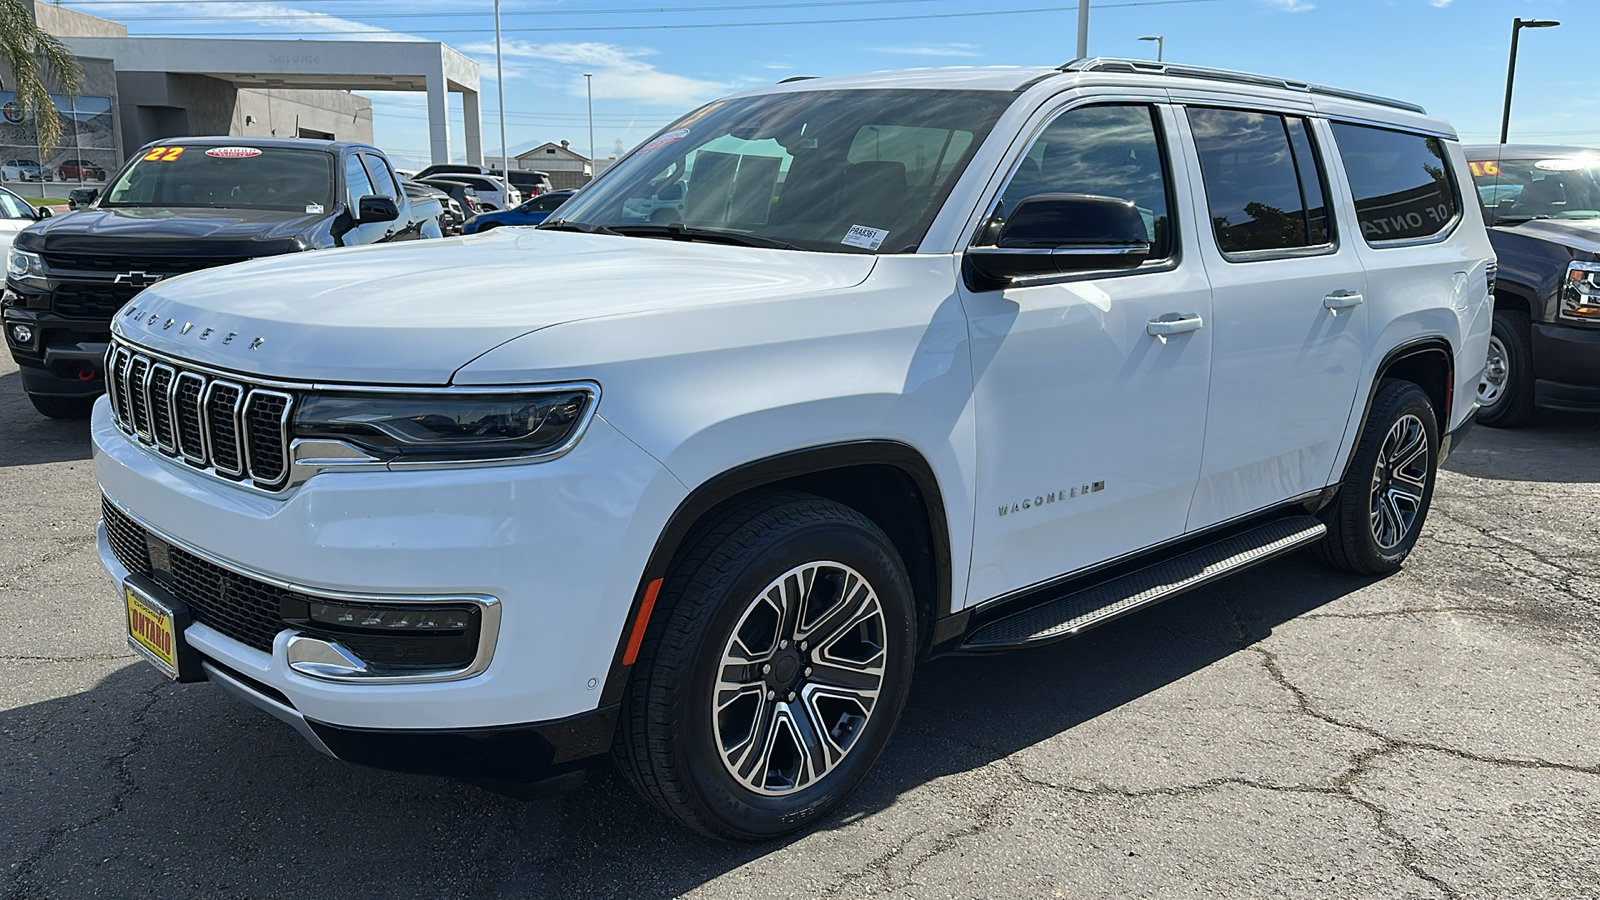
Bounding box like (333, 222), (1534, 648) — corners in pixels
(1476, 309), (1537, 428)
(614, 490), (917, 841)
(1317, 379), (1439, 575)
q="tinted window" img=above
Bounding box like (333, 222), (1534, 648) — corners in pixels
(362, 154), (399, 200)
(1188, 108), (1331, 255)
(0, 190), (32, 219)
(345, 154), (375, 209)
(1331, 123), (1458, 243)
(101, 146), (334, 212)
(991, 104), (1173, 259)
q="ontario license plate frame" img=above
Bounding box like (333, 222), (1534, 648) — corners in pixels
(123, 575), (202, 682)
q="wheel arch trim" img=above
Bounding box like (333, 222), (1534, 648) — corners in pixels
(597, 440), (953, 708)
(1334, 336), (1455, 488)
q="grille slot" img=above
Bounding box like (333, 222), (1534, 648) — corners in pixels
(107, 342), (296, 490)
(203, 381), (245, 478)
(49, 282), (143, 320)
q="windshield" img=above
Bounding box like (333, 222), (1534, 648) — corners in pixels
(102, 145), (335, 212)
(548, 88), (1015, 253)
(522, 192), (569, 213)
(1470, 155), (1600, 223)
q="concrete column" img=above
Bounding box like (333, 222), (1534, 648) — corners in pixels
(461, 88), (483, 167)
(425, 64), (450, 165)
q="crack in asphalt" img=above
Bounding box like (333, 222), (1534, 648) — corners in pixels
(2, 680), (168, 900)
(0, 531), (97, 592)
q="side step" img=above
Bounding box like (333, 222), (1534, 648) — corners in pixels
(961, 515), (1327, 651)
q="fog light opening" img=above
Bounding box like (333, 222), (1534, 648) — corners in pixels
(9, 324), (32, 344)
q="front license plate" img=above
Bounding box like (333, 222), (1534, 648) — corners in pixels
(125, 581), (181, 679)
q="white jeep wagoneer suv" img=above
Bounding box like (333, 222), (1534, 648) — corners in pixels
(95, 60), (1493, 840)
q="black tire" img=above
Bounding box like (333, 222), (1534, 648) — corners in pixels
(614, 489), (917, 841)
(28, 393), (95, 419)
(1477, 308), (1537, 428)
(1317, 379), (1439, 576)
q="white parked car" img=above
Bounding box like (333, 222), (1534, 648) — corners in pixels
(93, 61), (1492, 841)
(0, 187), (49, 259)
(1, 158), (51, 182)
(425, 173), (520, 211)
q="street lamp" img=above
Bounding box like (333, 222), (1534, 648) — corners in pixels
(494, 0), (507, 178)
(584, 73), (594, 180)
(1076, 0), (1089, 59)
(1138, 34), (1164, 62)
(1500, 17), (1559, 145)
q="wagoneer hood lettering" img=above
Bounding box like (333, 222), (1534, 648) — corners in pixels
(112, 230), (878, 384)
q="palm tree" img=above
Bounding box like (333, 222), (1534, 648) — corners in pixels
(0, 0), (83, 153)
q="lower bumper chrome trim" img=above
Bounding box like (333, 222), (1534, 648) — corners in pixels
(202, 660), (337, 759)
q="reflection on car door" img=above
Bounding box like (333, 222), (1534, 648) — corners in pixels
(1175, 105), (1368, 531)
(0, 190), (36, 257)
(961, 101), (1213, 604)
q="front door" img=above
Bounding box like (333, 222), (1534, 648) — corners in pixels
(1174, 106), (1368, 531)
(961, 101), (1213, 604)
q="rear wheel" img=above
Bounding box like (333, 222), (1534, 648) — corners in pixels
(1477, 309), (1536, 428)
(614, 490), (916, 841)
(28, 394), (95, 419)
(1318, 380), (1439, 576)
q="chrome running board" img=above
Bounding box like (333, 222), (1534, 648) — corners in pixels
(961, 516), (1327, 650)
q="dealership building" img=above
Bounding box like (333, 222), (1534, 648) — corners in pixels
(2, 1), (482, 183)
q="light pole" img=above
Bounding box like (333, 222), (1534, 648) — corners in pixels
(1138, 34), (1164, 62)
(1500, 17), (1559, 145)
(1076, 0), (1089, 59)
(493, 0), (507, 177)
(584, 73), (594, 179)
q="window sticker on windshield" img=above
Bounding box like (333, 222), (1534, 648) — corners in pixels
(204, 147), (263, 159)
(641, 128), (691, 152)
(842, 224), (889, 251)
(1467, 161), (1501, 177)
(1535, 158), (1589, 172)
(141, 146), (185, 162)
(305, 203), (324, 215)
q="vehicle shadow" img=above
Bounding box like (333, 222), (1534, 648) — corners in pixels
(0, 552), (1374, 899)
(1443, 410), (1599, 484)
(0, 370), (94, 467)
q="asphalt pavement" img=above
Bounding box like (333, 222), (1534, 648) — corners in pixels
(2, 352), (1597, 899)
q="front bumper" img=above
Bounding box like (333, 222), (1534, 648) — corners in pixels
(93, 395), (685, 744)
(4, 306), (112, 397)
(1532, 323), (1600, 412)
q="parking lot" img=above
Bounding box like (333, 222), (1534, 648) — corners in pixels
(2, 347), (1596, 899)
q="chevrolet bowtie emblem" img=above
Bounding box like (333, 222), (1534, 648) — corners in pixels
(113, 271), (165, 288)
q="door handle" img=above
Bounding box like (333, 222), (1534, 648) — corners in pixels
(1147, 313), (1204, 337)
(1323, 290), (1364, 310)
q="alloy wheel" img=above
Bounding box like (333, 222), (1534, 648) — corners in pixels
(1369, 413), (1430, 551)
(1477, 335), (1509, 408)
(711, 561), (888, 796)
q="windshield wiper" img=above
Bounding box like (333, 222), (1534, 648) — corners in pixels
(538, 219), (621, 236)
(608, 223), (799, 251)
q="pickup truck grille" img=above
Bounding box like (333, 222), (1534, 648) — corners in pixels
(105, 341), (294, 490)
(41, 253), (248, 275)
(50, 282), (144, 319)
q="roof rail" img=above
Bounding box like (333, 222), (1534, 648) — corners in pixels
(1058, 57), (1427, 115)
(777, 75), (818, 84)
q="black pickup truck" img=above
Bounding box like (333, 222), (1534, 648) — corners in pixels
(3, 137), (439, 418)
(1465, 144), (1600, 427)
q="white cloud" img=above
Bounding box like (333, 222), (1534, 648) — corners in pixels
(1261, 0), (1315, 10)
(83, 0), (427, 41)
(872, 43), (983, 58)
(1430, 0), (1454, 7)
(462, 40), (729, 107)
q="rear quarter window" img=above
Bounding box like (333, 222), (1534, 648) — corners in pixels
(1330, 123), (1459, 244)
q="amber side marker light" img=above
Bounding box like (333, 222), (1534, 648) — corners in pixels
(622, 578), (664, 666)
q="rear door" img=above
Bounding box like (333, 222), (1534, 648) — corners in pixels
(1174, 104), (1368, 531)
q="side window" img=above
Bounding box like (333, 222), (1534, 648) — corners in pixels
(0, 191), (32, 219)
(1187, 107), (1333, 257)
(361, 154), (399, 200)
(1330, 123), (1459, 244)
(344, 154), (375, 210)
(990, 104), (1174, 260)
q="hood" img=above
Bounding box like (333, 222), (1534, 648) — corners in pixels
(112, 229), (879, 385)
(1496, 218), (1600, 256)
(26, 206), (322, 257)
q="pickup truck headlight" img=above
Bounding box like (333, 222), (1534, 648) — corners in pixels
(6, 248), (43, 280)
(292, 387), (594, 461)
(1561, 261), (1600, 323)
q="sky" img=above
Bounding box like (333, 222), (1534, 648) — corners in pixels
(51, 0), (1600, 168)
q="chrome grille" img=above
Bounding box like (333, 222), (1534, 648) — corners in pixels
(108, 341), (295, 490)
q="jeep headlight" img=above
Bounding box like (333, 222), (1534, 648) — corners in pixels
(292, 386), (595, 461)
(1561, 260), (1600, 323)
(6, 248), (43, 280)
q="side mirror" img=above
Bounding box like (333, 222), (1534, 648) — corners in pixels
(356, 195), (399, 224)
(35, 206), (52, 219)
(965, 193), (1151, 289)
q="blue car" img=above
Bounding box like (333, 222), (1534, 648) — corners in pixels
(463, 189), (574, 234)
